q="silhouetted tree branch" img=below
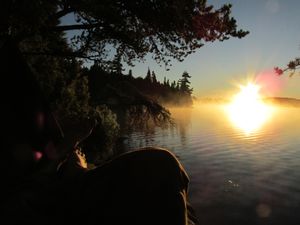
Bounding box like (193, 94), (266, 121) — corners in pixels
(1, 0), (249, 67)
(51, 23), (102, 32)
(275, 58), (300, 77)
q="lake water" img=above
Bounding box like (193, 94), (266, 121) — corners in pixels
(127, 104), (300, 225)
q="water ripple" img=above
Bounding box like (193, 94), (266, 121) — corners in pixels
(128, 106), (300, 225)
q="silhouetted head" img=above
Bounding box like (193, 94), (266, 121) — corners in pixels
(75, 121), (111, 164)
(0, 38), (64, 180)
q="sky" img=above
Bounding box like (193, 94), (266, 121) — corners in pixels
(124, 0), (300, 98)
(63, 0), (300, 98)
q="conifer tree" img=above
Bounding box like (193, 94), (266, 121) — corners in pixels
(151, 71), (157, 84)
(145, 67), (152, 82)
(179, 71), (193, 95)
(128, 69), (133, 78)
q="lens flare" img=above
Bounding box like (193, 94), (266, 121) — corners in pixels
(225, 83), (274, 135)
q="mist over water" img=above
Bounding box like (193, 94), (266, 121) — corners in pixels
(127, 104), (300, 225)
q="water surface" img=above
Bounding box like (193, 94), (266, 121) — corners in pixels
(127, 104), (300, 225)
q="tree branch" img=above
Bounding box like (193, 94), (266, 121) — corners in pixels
(51, 23), (101, 32)
(50, 7), (75, 21)
(21, 50), (99, 60)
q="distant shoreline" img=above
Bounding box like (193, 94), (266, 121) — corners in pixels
(195, 97), (300, 107)
(263, 97), (300, 107)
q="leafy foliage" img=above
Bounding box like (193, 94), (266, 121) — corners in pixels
(1, 0), (248, 67)
(93, 105), (120, 143)
(85, 65), (173, 128)
(275, 58), (300, 77)
(57, 75), (91, 120)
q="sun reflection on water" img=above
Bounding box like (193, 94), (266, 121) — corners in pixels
(225, 83), (274, 135)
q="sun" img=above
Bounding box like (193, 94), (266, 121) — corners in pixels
(225, 83), (273, 135)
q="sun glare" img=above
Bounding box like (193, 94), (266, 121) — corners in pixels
(225, 83), (273, 135)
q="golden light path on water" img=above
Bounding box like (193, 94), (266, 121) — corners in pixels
(225, 83), (274, 135)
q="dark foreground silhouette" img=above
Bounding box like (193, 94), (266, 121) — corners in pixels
(2, 146), (198, 225)
(0, 39), (198, 225)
